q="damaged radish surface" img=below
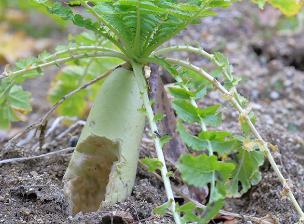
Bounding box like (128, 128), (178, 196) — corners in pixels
(63, 67), (146, 215)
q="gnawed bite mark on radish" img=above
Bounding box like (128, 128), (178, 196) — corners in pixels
(63, 133), (121, 215)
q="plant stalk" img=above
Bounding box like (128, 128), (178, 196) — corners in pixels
(7, 51), (129, 82)
(153, 46), (244, 106)
(175, 76), (207, 132)
(131, 61), (181, 224)
(78, 0), (136, 59)
(142, 0), (213, 58)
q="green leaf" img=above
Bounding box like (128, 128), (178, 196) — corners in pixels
(9, 86), (32, 111)
(150, 99), (156, 105)
(179, 154), (235, 202)
(69, 32), (99, 45)
(28, 0), (48, 5)
(172, 99), (199, 123)
(166, 171), (175, 178)
(72, 14), (100, 31)
(153, 200), (171, 216)
(154, 113), (166, 123)
(177, 201), (196, 212)
(177, 202), (197, 223)
(236, 93), (248, 108)
(269, 0), (303, 17)
(252, 0), (266, 9)
(193, 85), (207, 99)
(154, 56), (179, 78)
(160, 135), (172, 148)
(55, 61), (61, 68)
(252, 0), (304, 16)
(47, 66), (88, 118)
(12, 56), (39, 83)
(241, 112), (257, 137)
(168, 87), (195, 100)
(224, 77), (242, 91)
(214, 52), (229, 68)
(0, 84), (32, 130)
(179, 154), (235, 188)
(198, 201), (226, 224)
(177, 120), (236, 155)
(198, 131), (238, 155)
(37, 50), (52, 63)
(138, 108), (148, 117)
(0, 102), (11, 130)
(66, 1), (81, 6)
(203, 111), (223, 127)
(142, 157), (164, 172)
(177, 120), (208, 151)
(179, 70), (189, 78)
(209, 1), (231, 9)
(198, 104), (224, 127)
(36, 67), (43, 76)
(226, 147), (264, 196)
(47, 2), (73, 20)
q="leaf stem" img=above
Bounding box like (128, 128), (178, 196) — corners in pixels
(134, 0), (142, 56)
(141, 0), (213, 58)
(78, 0), (136, 59)
(78, 38), (105, 85)
(154, 45), (246, 105)
(153, 45), (235, 81)
(38, 46), (120, 62)
(175, 76), (207, 132)
(131, 61), (181, 224)
(8, 52), (129, 82)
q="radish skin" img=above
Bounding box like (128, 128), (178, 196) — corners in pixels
(63, 67), (145, 215)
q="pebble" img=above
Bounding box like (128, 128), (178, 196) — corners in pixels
(21, 208), (30, 216)
(288, 137), (294, 143)
(250, 102), (262, 110)
(284, 79), (292, 86)
(270, 91), (280, 100)
(30, 171), (38, 177)
(263, 114), (274, 125)
(251, 90), (259, 99)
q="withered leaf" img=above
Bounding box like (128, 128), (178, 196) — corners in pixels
(148, 63), (188, 167)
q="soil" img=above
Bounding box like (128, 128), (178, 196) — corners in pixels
(1, 1), (304, 223)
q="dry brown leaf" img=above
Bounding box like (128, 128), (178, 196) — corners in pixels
(0, 23), (53, 64)
(267, 142), (278, 152)
(259, 214), (281, 224)
(100, 210), (133, 223)
(210, 215), (237, 224)
(0, 8), (28, 23)
(192, 186), (209, 203)
(11, 105), (31, 122)
(148, 63), (189, 167)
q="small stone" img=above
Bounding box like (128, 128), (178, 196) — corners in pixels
(250, 102), (262, 110)
(0, 197), (4, 202)
(30, 171), (38, 177)
(21, 208), (30, 216)
(284, 79), (292, 86)
(270, 91), (280, 100)
(288, 137), (294, 143)
(263, 114), (274, 125)
(251, 90), (259, 99)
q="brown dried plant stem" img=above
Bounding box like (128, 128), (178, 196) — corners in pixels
(1, 62), (126, 158)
